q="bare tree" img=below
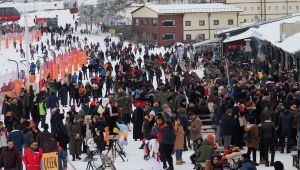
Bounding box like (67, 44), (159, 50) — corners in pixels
(78, 4), (96, 31)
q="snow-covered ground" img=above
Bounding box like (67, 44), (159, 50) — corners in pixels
(0, 3), (297, 170)
(0, 1), (65, 13)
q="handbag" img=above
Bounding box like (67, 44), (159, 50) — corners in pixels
(239, 116), (247, 127)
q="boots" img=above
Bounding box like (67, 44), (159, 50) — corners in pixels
(76, 154), (81, 160)
(72, 155), (75, 161)
(260, 159), (266, 165)
(176, 160), (183, 165)
(166, 167), (174, 170)
(179, 160), (186, 163)
(139, 143), (145, 149)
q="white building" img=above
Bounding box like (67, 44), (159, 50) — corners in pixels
(134, 0), (225, 4)
(225, 0), (300, 23)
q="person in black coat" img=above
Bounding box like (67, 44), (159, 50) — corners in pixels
(50, 109), (65, 133)
(60, 84), (68, 107)
(220, 109), (235, 149)
(54, 122), (70, 152)
(47, 92), (59, 110)
(37, 124), (54, 150)
(278, 109), (292, 153)
(174, 74), (181, 92)
(198, 100), (210, 115)
(78, 71), (83, 82)
(261, 116), (276, 167)
(68, 83), (76, 106)
(94, 128), (105, 153)
(133, 104), (144, 141)
(30, 102), (40, 126)
(23, 121), (33, 149)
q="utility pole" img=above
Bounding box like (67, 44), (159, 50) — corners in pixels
(24, 13), (30, 82)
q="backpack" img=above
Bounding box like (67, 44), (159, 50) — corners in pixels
(97, 104), (105, 115)
(103, 103), (110, 117)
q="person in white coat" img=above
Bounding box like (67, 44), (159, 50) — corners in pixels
(0, 121), (8, 149)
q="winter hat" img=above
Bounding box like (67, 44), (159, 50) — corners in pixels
(149, 111), (155, 117)
(274, 161), (284, 170)
(207, 134), (215, 142)
(71, 105), (76, 111)
(90, 101), (96, 107)
(223, 163), (230, 168)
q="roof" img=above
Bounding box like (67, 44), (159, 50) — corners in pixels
(132, 3), (241, 14)
(274, 32), (300, 54)
(193, 38), (222, 48)
(217, 14), (300, 36)
(223, 13), (300, 44)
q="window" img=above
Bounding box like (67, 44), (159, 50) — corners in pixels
(228, 19), (233, 25)
(152, 19), (157, 26)
(198, 34), (205, 41)
(163, 20), (175, 27)
(257, 6), (260, 10)
(251, 7), (254, 11)
(297, 6), (299, 10)
(283, 6), (285, 10)
(152, 33), (157, 40)
(213, 20), (219, 25)
(141, 19), (147, 26)
(251, 18), (254, 22)
(185, 21), (191, 26)
(135, 19), (139, 26)
(199, 20), (205, 26)
(275, 6), (278, 10)
(244, 19), (247, 22)
(289, 6), (292, 10)
(186, 34), (191, 41)
(244, 7), (247, 11)
(268, 6), (271, 10)
(163, 33), (175, 40)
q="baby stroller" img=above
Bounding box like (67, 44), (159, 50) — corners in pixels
(144, 137), (159, 160)
(85, 138), (117, 170)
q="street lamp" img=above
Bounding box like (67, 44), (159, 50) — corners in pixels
(221, 33), (230, 85)
(7, 59), (20, 79)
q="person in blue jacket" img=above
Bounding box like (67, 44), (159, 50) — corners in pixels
(72, 72), (78, 82)
(30, 62), (36, 75)
(8, 123), (24, 168)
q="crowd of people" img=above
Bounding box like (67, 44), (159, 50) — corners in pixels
(0, 20), (293, 170)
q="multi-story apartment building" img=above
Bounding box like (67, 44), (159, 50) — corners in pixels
(225, 0), (300, 23)
(131, 3), (241, 45)
(135, 0), (225, 4)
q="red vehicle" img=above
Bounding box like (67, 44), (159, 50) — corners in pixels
(0, 7), (20, 21)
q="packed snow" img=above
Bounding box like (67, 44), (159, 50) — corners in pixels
(0, 2), (297, 170)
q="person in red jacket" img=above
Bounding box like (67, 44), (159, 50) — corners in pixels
(22, 140), (43, 170)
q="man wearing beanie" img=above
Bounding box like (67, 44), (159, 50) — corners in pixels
(274, 161), (284, 170)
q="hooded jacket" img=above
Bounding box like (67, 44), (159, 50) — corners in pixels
(279, 109), (292, 131)
(22, 148), (43, 170)
(196, 139), (215, 163)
